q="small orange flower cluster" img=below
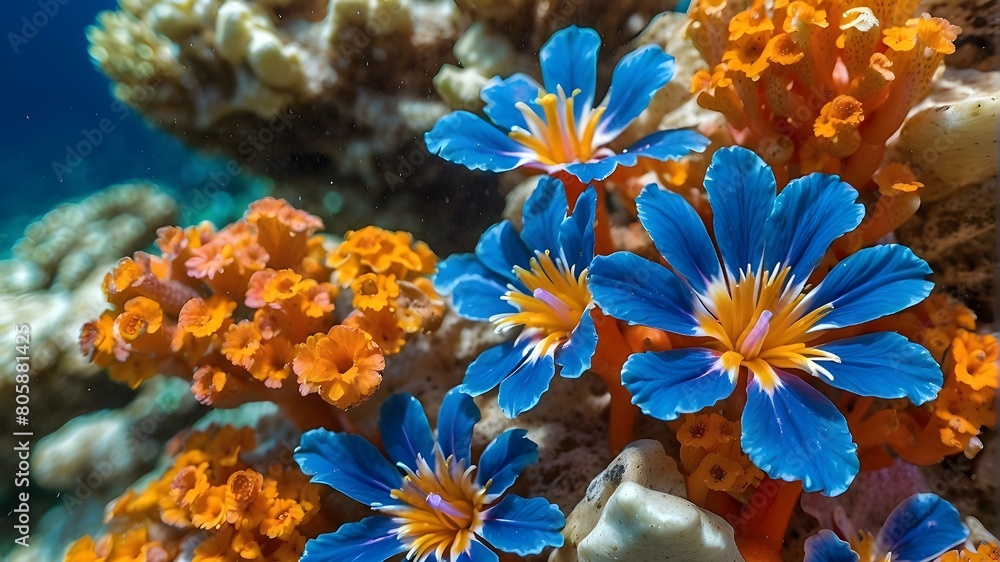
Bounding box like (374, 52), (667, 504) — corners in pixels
(941, 543), (1000, 562)
(65, 425), (321, 562)
(327, 225), (441, 355)
(677, 412), (765, 503)
(79, 198), (443, 411)
(845, 295), (997, 467)
(688, 0), (960, 189)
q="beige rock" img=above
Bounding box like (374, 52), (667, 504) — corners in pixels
(551, 439), (687, 562)
(577, 482), (744, 562)
(890, 70), (999, 201)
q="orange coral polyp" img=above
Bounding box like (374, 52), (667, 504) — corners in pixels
(223, 321), (263, 369)
(912, 14), (960, 54)
(352, 272), (400, 312)
(952, 331), (999, 391)
(873, 162), (924, 195)
(883, 26), (918, 51)
(293, 325), (385, 408)
(178, 296), (237, 338)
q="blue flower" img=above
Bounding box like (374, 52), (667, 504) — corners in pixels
(294, 388), (565, 562)
(804, 494), (968, 562)
(588, 146), (943, 496)
(425, 25), (709, 183)
(434, 177), (598, 417)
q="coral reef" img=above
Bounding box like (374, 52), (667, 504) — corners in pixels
(44, 1), (999, 560)
(0, 183), (178, 502)
(85, 0), (684, 255)
(64, 423), (322, 562)
(79, 197), (443, 422)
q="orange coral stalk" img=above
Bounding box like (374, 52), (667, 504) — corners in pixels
(732, 479), (802, 561)
(589, 310), (640, 453)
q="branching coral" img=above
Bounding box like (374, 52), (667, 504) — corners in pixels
(677, 412), (765, 507)
(64, 424), (321, 562)
(842, 295), (997, 468)
(688, 0), (961, 193)
(79, 197), (443, 421)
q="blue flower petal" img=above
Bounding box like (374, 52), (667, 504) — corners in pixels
(295, 429), (402, 506)
(621, 348), (737, 421)
(436, 387), (481, 464)
(703, 146), (775, 277)
(636, 184), (723, 294)
(301, 516), (404, 562)
(455, 540), (500, 562)
(875, 493), (968, 561)
(803, 530), (859, 562)
(476, 428), (538, 495)
(539, 26), (601, 123)
(481, 495), (566, 556)
(476, 220), (532, 286)
(594, 45), (675, 144)
(562, 129), (709, 183)
(446, 275), (514, 322)
(497, 354), (557, 417)
(806, 245), (934, 330)
(378, 393), (435, 469)
(521, 176), (568, 255)
(762, 173), (864, 285)
(482, 73), (543, 132)
(435, 253), (486, 294)
(741, 373), (859, 496)
(425, 111), (534, 173)
(461, 340), (528, 397)
(556, 310), (596, 378)
(815, 333), (942, 405)
(589, 252), (701, 336)
(557, 185), (597, 270)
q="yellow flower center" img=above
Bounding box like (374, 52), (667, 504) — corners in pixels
(508, 86), (607, 165)
(380, 449), (490, 562)
(697, 267), (837, 391)
(492, 251), (591, 360)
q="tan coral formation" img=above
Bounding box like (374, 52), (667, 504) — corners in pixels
(86, 0), (685, 254)
(0, 183), (177, 393)
(0, 183), (178, 502)
(889, 68), (999, 320)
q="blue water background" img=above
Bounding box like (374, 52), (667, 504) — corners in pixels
(1, 0), (249, 257)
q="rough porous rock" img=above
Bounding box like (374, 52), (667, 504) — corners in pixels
(576, 482), (744, 562)
(86, 0), (686, 253)
(0, 184), (178, 502)
(551, 439), (686, 562)
(33, 378), (201, 493)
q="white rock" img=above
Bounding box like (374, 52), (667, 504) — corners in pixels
(578, 482), (744, 562)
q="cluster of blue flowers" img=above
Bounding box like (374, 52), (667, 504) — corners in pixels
(294, 24), (952, 561)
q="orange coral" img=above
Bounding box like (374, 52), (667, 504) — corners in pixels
(80, 198), (441, 412)
(688, 0), (961, 192)
(65, 425), (320, 562)
(677, 412), (764, 505)
(844, 297), (996, 467)
(940, 543), (1000, 562)
(293, 325), (385, 409)
(327, 225), (436, 287)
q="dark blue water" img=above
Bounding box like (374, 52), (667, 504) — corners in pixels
(1, 0), (244, 255)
